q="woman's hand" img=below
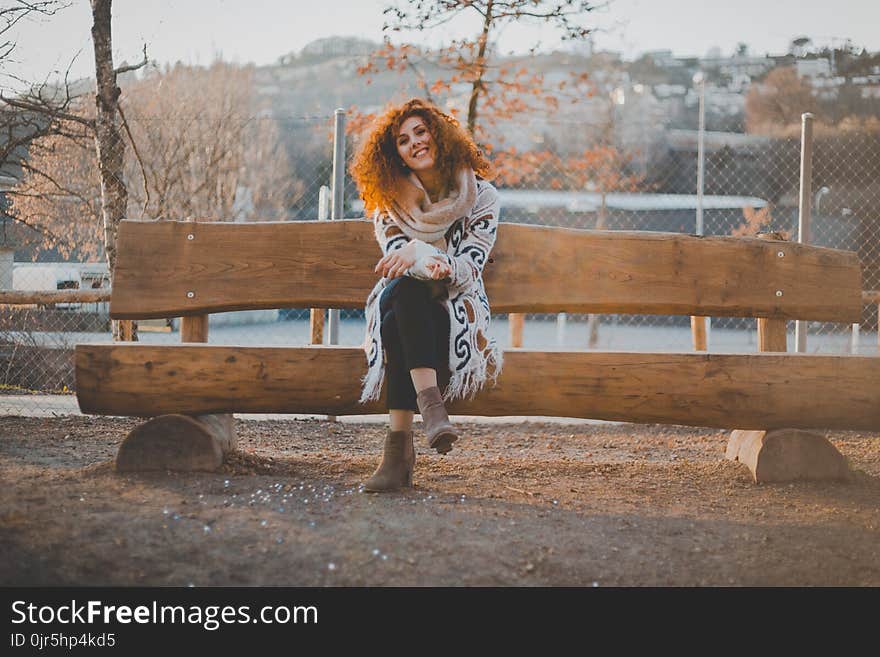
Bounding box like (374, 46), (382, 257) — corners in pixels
(428, 257), (452, 280)
(375, 241), (417, 279)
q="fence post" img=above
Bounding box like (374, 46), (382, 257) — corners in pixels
(309, 185), (331, 345)
(795, 112), (814, 353)
(509, 313), (524, 348)
(327, 110), (347, 423)
(328, 109), (345, 348)
(690, 71), (709, 352)
(555, 312), (567, 346)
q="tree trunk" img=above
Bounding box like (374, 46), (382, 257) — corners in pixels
(466, 0), (493, 135)
(90, 0), (137, 341)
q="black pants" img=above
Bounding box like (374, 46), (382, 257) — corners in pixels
(379, 276), (451, 411)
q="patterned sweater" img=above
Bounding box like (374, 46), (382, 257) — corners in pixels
(359, 177), (504, 405)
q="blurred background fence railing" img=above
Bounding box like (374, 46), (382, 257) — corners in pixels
(2, 107), (879, 416)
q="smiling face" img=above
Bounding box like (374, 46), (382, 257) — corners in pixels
(395, 115), (437, 173)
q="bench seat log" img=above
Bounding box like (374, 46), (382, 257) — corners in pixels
(109, 220), (862, 322)
(76, 344), (880, 432)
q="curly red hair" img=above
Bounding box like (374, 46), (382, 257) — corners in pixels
(350, 98), (494, 215)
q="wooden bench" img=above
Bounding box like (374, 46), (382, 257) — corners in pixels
(75, 218), (879, 481)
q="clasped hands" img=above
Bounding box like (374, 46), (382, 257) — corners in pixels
(374, 241), (452, 280)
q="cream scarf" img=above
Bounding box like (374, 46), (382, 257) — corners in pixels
(386, 166), (477, 250)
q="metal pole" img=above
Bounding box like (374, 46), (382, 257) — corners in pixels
(696, 77), (706, 237)
(328, 108), (346, 346)
(556, 312), (567, 346)
(691, 73), (709, 350)
(318, 185), (330, 222)
(311, 185), (330, 344)
(795, 112), (814, 353)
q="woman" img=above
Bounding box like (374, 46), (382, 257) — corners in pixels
(351, 97), (504, 493)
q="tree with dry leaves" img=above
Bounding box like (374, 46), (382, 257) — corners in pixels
(6, 104), (102, 261)
(10, 62), (300, 262)
(120, 62), (301, 222)
(745, 66), (817, 134)
(354, 1), (595, 152)
(1, 0), (148, 339)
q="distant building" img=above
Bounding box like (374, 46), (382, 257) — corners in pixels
(644, 50), (682, 68)
(797, 58), (831, 78)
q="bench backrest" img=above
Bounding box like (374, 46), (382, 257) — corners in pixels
(109, 219), (863, 323)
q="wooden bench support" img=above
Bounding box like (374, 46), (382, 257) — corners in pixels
(116, 413), (236, 472)
(725, 429), (849, 483)
(723, 233), (850, 483)
(114, 309), (236, 472)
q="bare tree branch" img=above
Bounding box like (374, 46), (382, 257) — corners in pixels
(0, 93), (95, 129)
(0, 1), (70, 72)
(113, 43), (148, 76)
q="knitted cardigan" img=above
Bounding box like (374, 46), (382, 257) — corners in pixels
(358, 177), (504, 405)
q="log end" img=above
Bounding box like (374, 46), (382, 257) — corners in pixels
(116, 413), (235, 472)
(726, 429), (850, 483)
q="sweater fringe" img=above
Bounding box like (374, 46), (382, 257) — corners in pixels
(442, 339), (504, 404)
(358, 355), (385, 405)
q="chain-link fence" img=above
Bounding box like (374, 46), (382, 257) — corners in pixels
(2, 107), (879, 417)
(506, 118), (880, 357)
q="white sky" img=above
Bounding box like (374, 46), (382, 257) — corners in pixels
(4, 0), (880, 89)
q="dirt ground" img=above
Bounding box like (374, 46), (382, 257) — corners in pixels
(1, 415), (879, 586)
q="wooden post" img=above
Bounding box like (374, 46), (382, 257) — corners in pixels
(757, 316), (787, 352)
(310, 309), (324, 345)
(181, 315), (208, 342)
(509, 312), (524, 348)
(116, 319), (135, 341)
(690, 316), (707, 351)
(726, 233), (848, 482)
(116, 311), (236, 471)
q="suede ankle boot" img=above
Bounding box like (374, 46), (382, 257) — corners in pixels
(416, 385), (459, 455)
(363, 429), (415, 492)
